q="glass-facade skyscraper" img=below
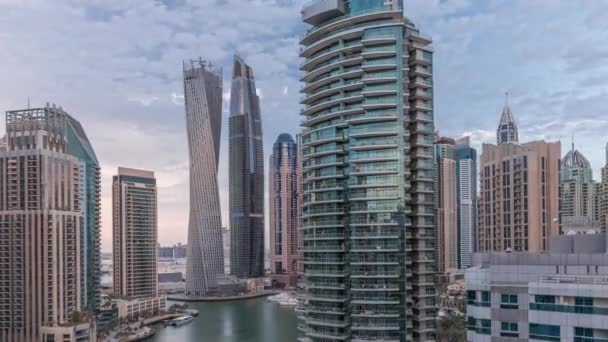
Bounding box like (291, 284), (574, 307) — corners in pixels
(183, 59), (225, 296)
(299, 1), (436, 340)
(229, 56), (265, 278)
(455, 137), (477, 268)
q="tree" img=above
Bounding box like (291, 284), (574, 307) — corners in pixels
(436, 314), (466, 342)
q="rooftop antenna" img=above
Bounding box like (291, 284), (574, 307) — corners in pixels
(504, 91), (509, 106)
(571, 133), (575, 154)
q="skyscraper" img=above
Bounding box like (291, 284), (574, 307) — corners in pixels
(269, 133), (299, 287)
(112, 167), (158, 298)
(478, 103), (560, 252)
(0, 104), (97, 341)
(299, 1), (436, 340)
(183, 59), (225, 296)
(496, 94), (518, 144)
(455, 136), (477, 268)
(435, 136), (458, 274)
(229, 55), (265, 279)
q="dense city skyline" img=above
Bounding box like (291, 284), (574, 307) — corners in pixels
(2, 1), (608, 255)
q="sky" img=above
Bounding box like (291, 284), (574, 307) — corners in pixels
(1, 0), (608, 253)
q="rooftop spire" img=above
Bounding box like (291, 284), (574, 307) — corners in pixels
(496, 91), (519, 144)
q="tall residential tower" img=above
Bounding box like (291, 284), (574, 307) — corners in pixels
(478, 102), (560, 252)
(269, 133), (299, 287)
(112, 167), (158, 298)
(299, 1), (436, 340)
(455, 137), (477, 268)
(229, 56), (265, 279)
(0, 105), (97, 341)
(435, 136), (458, 274)
(183, 59), (225, 296)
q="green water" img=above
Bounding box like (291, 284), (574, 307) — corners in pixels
(149, 297), (299, 342)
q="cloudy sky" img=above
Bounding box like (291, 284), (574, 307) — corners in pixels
(1, 0), (608, 252)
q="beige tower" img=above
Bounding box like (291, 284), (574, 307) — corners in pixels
(0, 106), (92, 341)
(112, 167), (158, 298)
(478, 140), (561, 252)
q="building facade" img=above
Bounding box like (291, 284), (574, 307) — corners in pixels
(435, 136), (458, 273)
(0, 105), (97, 341)
(299, 1), (436, 340)
(560, 144), (599, 234)
(183, 59), (225, 296)
(466, 234), (608, 341)
(269, 133), (299, 287)
(455, 137), (477, 268)
(112, 167), (158, 298)
(229, 55), (265, 279)
(478, 102), (560, 252)
(496, 95), (518, 144)
(41, 322), (96, 342)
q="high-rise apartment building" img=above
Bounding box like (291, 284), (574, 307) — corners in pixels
(478, 102), (560, 252)
(112, 167), (158, 298)
(466, 233), (608, 341)
(0, 105), (98, 341)
(229, 55), (265, 279)
(455, 137), (477, 268)
(269, 133), (299, 287)
(183, 59), (225, 296)
(560, 144), (600, 233)
(435, 136), (457, 273)
(299, 1), (436, 340)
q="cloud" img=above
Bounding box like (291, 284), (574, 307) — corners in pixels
(2, 0), (608, 252)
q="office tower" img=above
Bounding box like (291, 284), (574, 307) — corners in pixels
(478, 103), (560, 252)
(112, 167), (158, 298)
(0, 105), (97, 341)
(183, 59), (225, 296)
(435, 136), (458, 273)
(229, 55), (265, 279)
(560, 143), (600, 233)
(269, 133), (299, 287)
(455, 137), (477, 268)
(496, 94), (518, 144)
(299, 1), (436, 340)
(466, 233), (608, 341)
(296, 133), (304, 275)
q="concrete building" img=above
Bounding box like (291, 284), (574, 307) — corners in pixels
(0, 105), (101, 341)
(112, 167), (158, 298)
(114, 296), (167, 321)
(435, 136), (458, 273)
(269, 133), (299, 287)
(466, 233), (608, 341)
(229, 55), (265, 279)
(478, 101), (560, 252)
(298, 1), (437, 340)
(158, 243), (187, 259)
(455, 137), (477, 268)
(183, 59), (225, 296)
(41, 322), (96, 342)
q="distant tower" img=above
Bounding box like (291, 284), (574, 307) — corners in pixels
(113, 167), (158, 298)
(229, 55), (265, 278)
(435, 136), (458, 273)
(183, 59), (225, 296)
(455, 136), (477, 267)
(497, 93), (519, 144)
(269, 133), (299, 287)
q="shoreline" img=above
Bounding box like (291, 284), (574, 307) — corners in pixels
(166, 290), (281, 302)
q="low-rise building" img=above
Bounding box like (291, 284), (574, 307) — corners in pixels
(114, 296), (167, 321)
(40, 322), (96, 342)
(466, 233), (608, 341)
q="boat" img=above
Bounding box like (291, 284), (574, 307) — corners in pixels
(165, 315), (193, 327)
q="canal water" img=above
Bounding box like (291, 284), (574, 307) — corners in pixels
(149, 297), (299, 342)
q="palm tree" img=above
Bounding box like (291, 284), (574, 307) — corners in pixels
(436, 313), (466, 342)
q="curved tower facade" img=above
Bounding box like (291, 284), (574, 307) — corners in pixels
(229, 56), (265, 278)
(299, 1), (436, 340)
(183, 59), (225, 296)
